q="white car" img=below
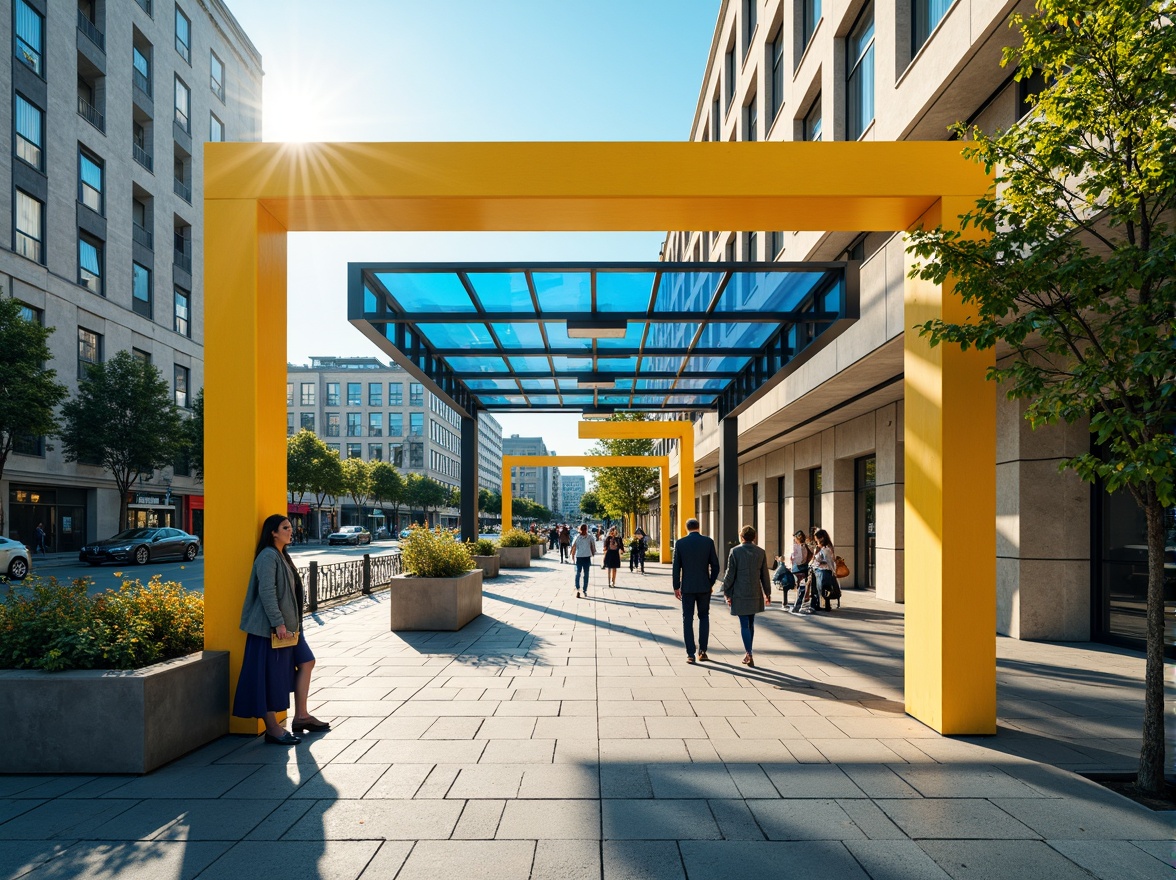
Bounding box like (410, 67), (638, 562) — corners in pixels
(0, 536), (31, 580)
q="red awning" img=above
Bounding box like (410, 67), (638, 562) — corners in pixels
(288, 503), (310, 515)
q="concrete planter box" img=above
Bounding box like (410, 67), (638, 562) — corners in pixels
(389, 568), (483, 631)
(498, 546), (532, 568)
(0, 651), (229, 775)
(530, 543), (543, 558)
(473, 555), (500, 579)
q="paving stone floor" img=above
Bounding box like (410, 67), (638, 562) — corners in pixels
(2, 554), (1174, 879)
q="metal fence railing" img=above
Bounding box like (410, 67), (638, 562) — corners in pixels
(298, 551), (402, 613)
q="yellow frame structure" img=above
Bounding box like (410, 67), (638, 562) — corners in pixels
(501, 455), (670, 560)
(204, 141), (993, 735)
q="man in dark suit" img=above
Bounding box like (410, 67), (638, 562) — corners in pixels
(671, 517), (720, 664)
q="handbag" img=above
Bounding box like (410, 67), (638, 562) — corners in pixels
(834, 555), (850, 579)
(271, 630), (299, 648)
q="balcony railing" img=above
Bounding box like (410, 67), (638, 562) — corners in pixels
(174, 249), (192, 273)
(133, 69), (152, 98)
(78, 11), (105, 52)
(132, 223), (153, 250)
(78, 96), (105, 133)
(133, 143), (153, 172)
(173, 178), (191, 203)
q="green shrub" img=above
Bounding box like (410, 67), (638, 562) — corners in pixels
(645, 548), (660, 563)
(467, 538), (497, 557)
(498, 528), (533, 548)
(0, 576), (204, 672)
(530, 532), (545, 545)
(400, 526), (475, 578)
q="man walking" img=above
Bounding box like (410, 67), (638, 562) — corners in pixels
(671, 517), (720, 664)
(571, 523), (596, 599)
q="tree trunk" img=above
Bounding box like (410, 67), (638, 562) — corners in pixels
(1137, 492), (1168, 793)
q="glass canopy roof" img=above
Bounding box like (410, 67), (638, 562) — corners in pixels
(348, 262), (856, 419)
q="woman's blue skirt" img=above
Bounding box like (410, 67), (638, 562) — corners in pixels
(231, 632), (315, 718)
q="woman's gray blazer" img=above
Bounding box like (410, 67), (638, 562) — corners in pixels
(721, 542), (771, 616)
(239, 547), (302, 637)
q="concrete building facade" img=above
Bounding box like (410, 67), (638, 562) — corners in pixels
(502, 435), (552, 513)
(1, 0), (261, 549)
(658, 0), (1170, 656)
(560, 475), (585, 521)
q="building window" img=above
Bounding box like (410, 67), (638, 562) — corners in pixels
(389, 412), (403, 437)
(368, 382), (382, 407)
(388, 382), (403, 406)
(803, 93), (822, 141)
(14, 190), (43, 263)
(802, 0), (822, 50)
(913, 0), (954, 55)
(133, 43), (152, 97)
(77, 328), (102, 380)
(300, 383), (315, 406)
(175, 6), (191, 62)
(174, 364), (190, 408)
(346, 443), (361, 459)
(326, 413), (340, 436)
(327, 443), (340, 456)
(132, 348), (151, 365)
(711, 95), (720, 140)
(132, 262), (152, 318)
(79, 149), (104, 214)
(846, 3), (875, 140)
(326, 382), (340, 406)
(347, 382), (361, 406)
(174, 76), (191, 132)
(769, 30), (784, 123)
(744, 93), (757, 141)
(390, 443), (403, 466)
(724, 47), (736, 110)
(209, 114), (224, 142)
(769, 230), (785, 259)
(746, 231), (758, 261)
(410, 412), (424, 436)
(369, 444), (383, 462)
(743, 0), (757, 57)
(347, 413), (362, 436)
(15, 1), (43, 75)
(210, 50), (225, 100)
(409, 383), (424, 407)
(79, 234), (104, 295)
(15, 94), (43, 169)
(174, 288), (191, 337)
(409, 441), (424, 468)
(368, 412), (383, 436)
(301, 412), (315, 432)
(287, 412), (295, 436)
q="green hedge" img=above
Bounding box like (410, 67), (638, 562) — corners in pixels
(498, 528), (533, 548)
(400, 526), (475, 578)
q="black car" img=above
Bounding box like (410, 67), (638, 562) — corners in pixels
(79, 527), (201, 566)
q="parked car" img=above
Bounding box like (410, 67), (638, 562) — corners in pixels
(399, 528), (411, 539)
(0, 536), (30, 580)
(328, 525), (372, 546)
(79, 527), (201, 567)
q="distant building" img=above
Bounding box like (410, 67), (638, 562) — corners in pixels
(502, 435), (551, 512)
(560, 475), (586, 521)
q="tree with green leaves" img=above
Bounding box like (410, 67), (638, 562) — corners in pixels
(286, 429), (323, 508)
(579, 490), (605, 523)
(60, 350), (185, 529)
(183, 388), (204, 481)
(586, 415), (659, 530)
(340, 457), (372, 526)
(369, 461), (404, 532)
(0, 293), (68, 533)
(303, 440), (343, 539)
(907, 0), (1176, 794)
(478, 487), (501, 530)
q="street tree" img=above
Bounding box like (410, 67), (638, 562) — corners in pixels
(340, 457), (372, 526)
(479, 488), (501, 530)
(586, 415), (659, 530)
(907, 0), (1176, 794)
(415, 476), (451, 526)
(369, 461), (404, 532)
(286, 429), (322, 508)
(308, 444), (344, 538)
(60, 350), (184, 529)
(0, 293), (68, 533)
(579, 490), (605, 523)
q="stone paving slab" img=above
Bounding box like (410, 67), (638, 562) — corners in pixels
(1, 556), (1173, 879)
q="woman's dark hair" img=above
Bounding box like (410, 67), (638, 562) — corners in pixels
(794, 530), (807, 540)
(814, 528), (832, 548)
(255, 514), (291, 559)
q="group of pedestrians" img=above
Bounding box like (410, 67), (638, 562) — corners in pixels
(567, 524), (649, 597)
(775, 527), (841, 614)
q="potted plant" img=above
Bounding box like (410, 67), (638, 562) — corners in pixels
(0, 576), (227, 774)
(466, 538), (500, 579)
(497, 528), (533, 569)
(529, 531), (545, 558)
(390, 526), (482, 631)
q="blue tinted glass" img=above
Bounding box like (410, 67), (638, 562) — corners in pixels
(520, 379), (558, 391)
(682, 355), (751, 372)
(634, 378), (677, 390)
(416, 323), (496, 349)
(467, 272), (532, 312)
(645, 322), (699, 349)
(448, 356), (507, 373)
(593, 321), (646, 351)
(596, 272), (655, 311)
(533, 272), (591, 312)
(561, 394), (596, 405)
(597, 394), (632, 406)
(465, 378), (519, 391)
(716, 271), (825, 314)
(695, 322), (775, 350)
(543, 322), (593, 352)
(641, 355), (684, 373)
(526, 395), (562, 406)
(502, 396), (530, 406)
(363, 285), (379, 313)
(655, 271), (723, 312)
(376, 271), (474, 312)
(596, 356), (638, 373)
(551, 355), (595, 371)
(672, 377), (729, 390)
(478, 395), (513, 406)
(668, 394), (717, 406)
(508, 356), (550, 372)
(631, 395), (668, 406)
(492, 322), (544, 349)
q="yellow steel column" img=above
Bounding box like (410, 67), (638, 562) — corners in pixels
(903, 197), (996, 734)
(204, 199), (289, 734)
(501, 461), (512, 530)
(660, 468), (670, 561)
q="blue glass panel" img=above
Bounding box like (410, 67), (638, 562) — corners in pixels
(593, 321), (647, 351)
(526, 395), (563, 406)
(655, 271), (723, 312)
(508, 356), (550, 373)
(533, 272), (591, 312)
(467, 272), (532, 312)
(492, 322), (544, 349)
(551, 355), (594, 371)
(477, 395), (513, 406)
(596, 272), (655, 312)
(376, 271), (475, 312)
(634, 378), (676, 390)
(363, 285), (379, 313)
(695, 322), (775, 350)
(715, 271), (826, 314)
(416, 322), (497, 350)
(667, 394), (717, 406)
(448, 356), (507, 373)
(631, 395), (668, 406)
(465, 378), (519, 391)
(520, 379), (558, 391)
(543, 322), (593, 352)
(672, 377), (729, 390)
(501, 396), (530, 406)
(561, 394), (596, 405)
(597, 394), (632, 406)
(595, 356), (638, 373)
(645, 322), (698, 350)
(682, 355), (751, 372)
(641, 355), (684, 373)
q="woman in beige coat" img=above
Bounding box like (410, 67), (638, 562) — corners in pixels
(721, 525), (772, 667)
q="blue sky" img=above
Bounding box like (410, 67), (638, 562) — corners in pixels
(224, 0), (720, 467)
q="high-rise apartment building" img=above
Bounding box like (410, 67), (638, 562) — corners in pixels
(560, 475), (585, 521)
(1, 0), (262, 550)
(502, 435), (551, 512)
(661, 0), (1169, 656)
